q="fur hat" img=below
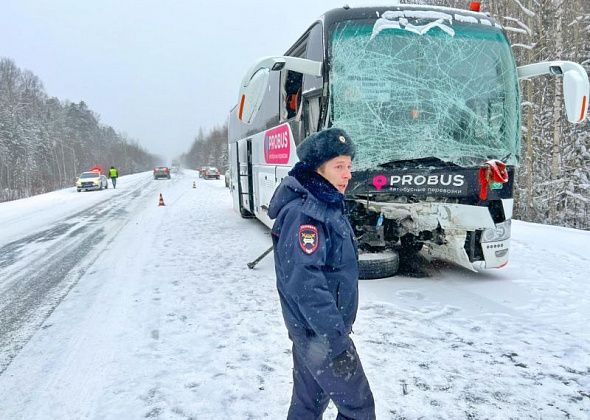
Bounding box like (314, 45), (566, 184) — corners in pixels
(296, 128), (355, 169)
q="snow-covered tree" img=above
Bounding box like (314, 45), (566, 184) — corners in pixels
(0, 58), (159, 202)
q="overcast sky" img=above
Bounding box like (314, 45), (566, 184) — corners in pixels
(0, 0), (380, 162)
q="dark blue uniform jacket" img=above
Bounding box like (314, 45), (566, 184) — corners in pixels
(268, 162), (359, 357)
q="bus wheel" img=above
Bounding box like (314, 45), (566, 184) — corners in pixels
(358, 250), (399, 280)
(398, 235), (428, 276)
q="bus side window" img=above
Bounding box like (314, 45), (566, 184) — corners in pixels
(301, 22), (323, 136)
(284, 71), (303, 120)
(281, 34), (307, 122)
(303, 96), (321, 136)
(303, 23), (324, 92)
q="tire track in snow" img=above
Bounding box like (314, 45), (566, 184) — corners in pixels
(0, 228), (106, 374)
(0, 177), (159, 375)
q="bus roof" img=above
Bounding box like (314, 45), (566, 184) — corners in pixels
(285, 3), (501, 55)
(320, 4), (498, 27)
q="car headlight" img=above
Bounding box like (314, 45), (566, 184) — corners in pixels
(481, 220), (511, 243)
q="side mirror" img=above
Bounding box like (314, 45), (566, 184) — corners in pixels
(518, 61), (589, 123)
(238, 68), (270, 124)
(237, 56), (322, 124)
(563, 68), (588, 123)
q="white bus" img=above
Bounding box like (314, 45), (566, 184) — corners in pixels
(228, 4), (588, 278)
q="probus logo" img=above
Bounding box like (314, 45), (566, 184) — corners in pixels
(372, 175), (388, 190)
(370, 171), (467, 195)
(390, 174), (465, 187)
(264, 124), (291, 164)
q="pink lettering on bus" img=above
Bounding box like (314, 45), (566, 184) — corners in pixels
(264, 124), (291, 164)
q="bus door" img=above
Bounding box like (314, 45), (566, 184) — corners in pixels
(236, 138), (254, 217)
(280, 22), (325, 146)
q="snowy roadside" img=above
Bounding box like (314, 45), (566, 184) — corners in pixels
(0, 170), (588, 419)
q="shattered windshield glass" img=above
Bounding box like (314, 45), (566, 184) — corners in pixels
(329, 12), (520, 170)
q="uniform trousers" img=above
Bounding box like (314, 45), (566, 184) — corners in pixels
(288, 334), (375, 420)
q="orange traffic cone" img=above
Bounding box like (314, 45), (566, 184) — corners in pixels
(158, 193), (165, 206)
(192, 181), (196, 189)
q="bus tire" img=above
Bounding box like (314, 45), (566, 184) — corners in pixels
(358, 250), (399, 280)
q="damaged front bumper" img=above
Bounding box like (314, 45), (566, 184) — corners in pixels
(360, 199), (513, 271)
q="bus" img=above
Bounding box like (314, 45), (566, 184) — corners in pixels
(228, 4), (588, 278)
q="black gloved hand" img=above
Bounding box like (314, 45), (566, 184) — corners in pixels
(332, 348), (358, 379)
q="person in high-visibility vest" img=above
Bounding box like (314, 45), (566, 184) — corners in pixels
(109, 166), (119, 189)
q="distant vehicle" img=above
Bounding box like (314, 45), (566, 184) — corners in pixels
(76, 171), (108, 192)
(224, 170), (230, 188)
(153, 167), (171, 180)
(203, 167), (220, 180)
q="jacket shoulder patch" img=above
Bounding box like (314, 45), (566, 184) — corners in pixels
(298, 224), (319, 254)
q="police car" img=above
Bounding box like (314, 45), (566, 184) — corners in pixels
(76, 171), (108, 192)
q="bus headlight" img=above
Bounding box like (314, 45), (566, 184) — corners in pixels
(481, 220), (511, 243)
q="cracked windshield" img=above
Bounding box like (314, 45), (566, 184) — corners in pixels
(329, 14), (521, 170)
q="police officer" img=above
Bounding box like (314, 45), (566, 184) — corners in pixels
(109, 166), (119, 189)
(268, 128), (376, 419)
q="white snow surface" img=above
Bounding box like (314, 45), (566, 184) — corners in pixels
(0, 170), (589, 419)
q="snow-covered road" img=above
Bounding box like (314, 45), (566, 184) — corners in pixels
(0, 170), (588, 419)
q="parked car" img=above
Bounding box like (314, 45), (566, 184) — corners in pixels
(203, 167), (220, 180)
(76, 171), (108, 192)
(153, 167), (171, 179)
(224, 170), (230, 188)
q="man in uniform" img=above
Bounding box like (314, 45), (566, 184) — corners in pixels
(109, 166), (118, 189)
(268, 128), (376, 419)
